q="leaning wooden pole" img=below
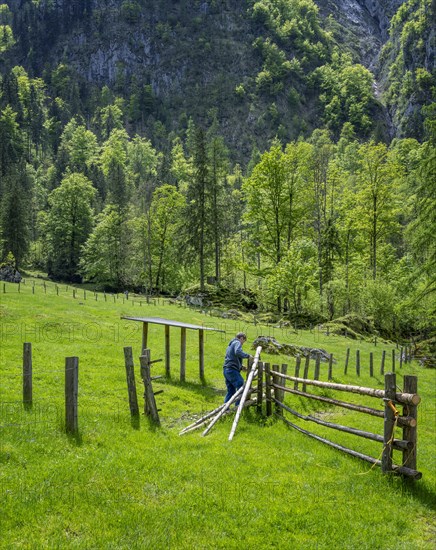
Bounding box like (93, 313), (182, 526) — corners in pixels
(201, 386), (245, 437)
(228, 346), (262, 441)
(180, 402), (228, 435)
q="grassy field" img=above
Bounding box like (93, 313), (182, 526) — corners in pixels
(1, 279), (435, 549)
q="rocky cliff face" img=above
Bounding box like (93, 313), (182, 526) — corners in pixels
(5, 0), (426, 147)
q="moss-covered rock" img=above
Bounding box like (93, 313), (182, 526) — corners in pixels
(253, 336), (334, 362)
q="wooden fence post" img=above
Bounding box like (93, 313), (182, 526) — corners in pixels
(381, 350), (386, 374)
(294, 355), (301, 390)
(140, 350), (160, 426)
(400, 347), (404, 369)
(272, 366), (281, 415)
(314, 353), (321, 380)
(265, 363), (272, 417)
(382, 372), (396, 474)
(402, 375), (418, 470)
(65, 357), (79, 434)
(303, 355), (310, 392)
(165, 325), (171, 379)
(328, 354), (333, 381)
(356, 349), (360, 377)
(124, 347), (139, 420)
(369, 352), (374, 377)
(257, 361), (263, 414)
(23, 342), (32, 409)
(199, 329), (205, 381)
(180, 327), (186, 381)
(280, 364), (288, 404)
(344, 348), (350, 375)
(392, 349), (396, 373)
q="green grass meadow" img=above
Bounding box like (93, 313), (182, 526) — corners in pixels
(1, 279), (435, 549)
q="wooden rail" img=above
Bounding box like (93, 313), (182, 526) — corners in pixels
(268, 368), (421, 479)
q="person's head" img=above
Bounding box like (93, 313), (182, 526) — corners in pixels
(236, 332), (247, 343)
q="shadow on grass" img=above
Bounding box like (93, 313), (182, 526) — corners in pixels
(399, 478), (436, 510)
(159, 376), (223, 398)
(130, 414), (140, 430)
(66, 430), (83, 446)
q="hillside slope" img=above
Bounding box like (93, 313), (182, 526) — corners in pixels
(3, 0), (414, 154)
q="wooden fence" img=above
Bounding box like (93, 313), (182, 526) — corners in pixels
(258, 362), (421, 479)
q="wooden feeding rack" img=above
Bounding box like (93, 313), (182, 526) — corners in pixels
(122, 316), (225, 381)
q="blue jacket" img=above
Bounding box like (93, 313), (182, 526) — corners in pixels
(223, 338), (250, 372)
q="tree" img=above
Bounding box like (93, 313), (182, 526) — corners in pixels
(0, 162), (32, 267)
(0, 106), (24, 177)
(100, 129), (130, 210)
(308, 129), (335, 298)
(80, 205), (131, 289)
(45, 173), (96, 280)
(149, 185), (185, 290)
(185, 126), (210, 291)
(267, 238), (318, 318)
(207, 126), (229, 283)
(354, 142), (402, 280)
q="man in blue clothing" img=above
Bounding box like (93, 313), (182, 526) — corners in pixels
(223, 332), (254, 403)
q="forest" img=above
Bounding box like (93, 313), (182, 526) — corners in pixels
(0, 0), (435, 341)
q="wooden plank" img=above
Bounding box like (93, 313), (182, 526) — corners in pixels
(23, 342), (32, 409)
(356, 349), (360, 376)
(165, 325), (171, 379)
(180, 327), (186, 381)
(123, 347), (139, 418)
(65, 357), (79, 434)
(199, 329), (205, 381)
(328, 354), (333, 381)
(369, 352), (374, 377)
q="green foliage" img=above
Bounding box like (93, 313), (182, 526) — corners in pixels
(0, 23), (14, 52)
(383, 0), (435, 139)
(45, 173), (96, 281)
(80, 205), (131, 289)
(315, 51), (375, 137)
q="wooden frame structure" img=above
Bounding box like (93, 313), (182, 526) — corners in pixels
(122, 316), (224, 381)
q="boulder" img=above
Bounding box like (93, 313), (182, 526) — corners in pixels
(252, 336), (335, 362)
(0, 266), (22, 283)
